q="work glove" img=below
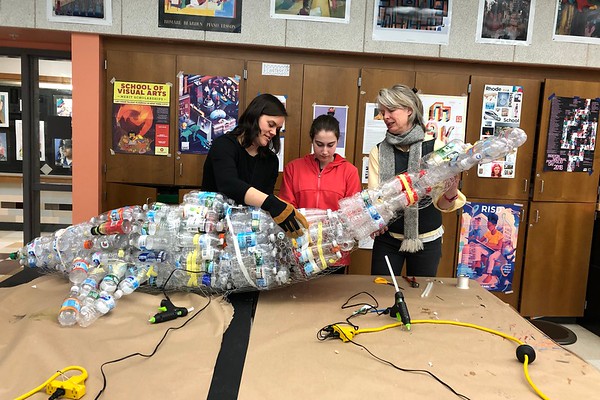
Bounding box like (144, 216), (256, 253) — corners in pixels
(261, 194), (308, 238)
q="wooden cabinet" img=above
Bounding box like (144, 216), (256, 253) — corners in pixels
(532, 79), (600, 203)
(245, 61), (304, 190)
(520, 201), (595, 316)
(105, 50), (176, 186)
(462, 76), (541, 201)
(105, 182), (157, 211)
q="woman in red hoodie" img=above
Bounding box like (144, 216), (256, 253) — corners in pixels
(279, 114), (362, 272)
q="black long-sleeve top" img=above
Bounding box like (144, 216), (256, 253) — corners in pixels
(201, 133), (279, 205)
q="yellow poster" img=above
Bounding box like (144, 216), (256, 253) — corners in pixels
(113, 81), (170, 106)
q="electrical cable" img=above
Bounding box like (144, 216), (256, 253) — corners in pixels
(14, 365), (88, 400)
(94, 267), (212, 399)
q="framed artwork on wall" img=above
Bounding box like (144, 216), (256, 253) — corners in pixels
(47, 0), (112, 26)
(0, 92), (8, 128)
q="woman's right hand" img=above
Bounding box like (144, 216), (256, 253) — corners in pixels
(261, 194), (308, 238)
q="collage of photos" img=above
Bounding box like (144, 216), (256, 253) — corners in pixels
(545, 96), (598, 172)
(178, 74), (240, 155)
(477, 0), (534, 45)
(478, 84), (523, 178)
(457, 202), (522, 293)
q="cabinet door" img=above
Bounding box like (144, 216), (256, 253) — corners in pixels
(175, 56), (245, 187)
(532, 79), (600, 202)
(105, 50), (176, 185)
(416, 72), (471, 278)
(301, 65), (361, 164)
(462, 76), (541, 201)
(105, 182), (157, 211)
(520, 201), (595, 316)
(354, 68), (415, 166)
(246, 61), (303, 190)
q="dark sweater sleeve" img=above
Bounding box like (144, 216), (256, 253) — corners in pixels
(205, 136), (251, 204)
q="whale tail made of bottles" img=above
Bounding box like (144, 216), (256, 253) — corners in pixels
(14, 128), (527, 327)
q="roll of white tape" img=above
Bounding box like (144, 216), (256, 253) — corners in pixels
(457, 275), (470, 290)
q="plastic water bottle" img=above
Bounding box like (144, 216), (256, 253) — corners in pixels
(118, 264), (151, 295)
(69, 257), (90, 285)
(80, 266), (107, 297)
(77, 292), (117, 328)
(58, 286), (82, 327)
(99, 261), (128, 293)
(90, 219), (132, 235)
(133, 234), (172, 251)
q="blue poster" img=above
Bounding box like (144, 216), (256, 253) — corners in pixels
(178, 74), (240, 155)
(456, 201), (522, 293)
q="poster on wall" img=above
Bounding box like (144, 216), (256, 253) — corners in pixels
(476, 0), (535, 45)
(54, 138), (72, 168)
(158, 0), (242, 33)
(372, 0), (452, 45)
(47, 0), (112, 25)
(112, 80), (171, 156)
(457, 201), (522, 293)
(0, 92), (8, 128)
(553, 0), (600, 44)
(362, 103), (387, 154)
(15, 120), (46, 161)
(544, 96), (598, 172)
(270, 0), (351, 23)
(419, 94), (467, 146)
(312, 104), (349, 158)
(178, 74), (240, 155)
(0, 132), (7, 161)
(55, 96), (73, 117)
(478, 84), (523, 178)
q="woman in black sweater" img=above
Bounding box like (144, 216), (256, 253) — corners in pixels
(202, 94), (307, 238)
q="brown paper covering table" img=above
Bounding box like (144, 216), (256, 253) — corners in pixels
(239, 274), (600, 399)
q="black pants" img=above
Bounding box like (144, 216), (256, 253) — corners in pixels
(371, 232), (442, 277)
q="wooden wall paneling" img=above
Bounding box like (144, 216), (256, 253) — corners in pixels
(462, 76), (541, 202)
(105, 50), (176, 186)
(353, 68), (415, 169)
(245, 61), (304, 191)
(175, 56), (246, 187)
(416, 72), (471, 278)
(105, 182), (157, 211)
(460, 198), (529, 311)
(533, 79), (600, 202)
(301, 65), (361, 164)
(520, 201), (595, 316)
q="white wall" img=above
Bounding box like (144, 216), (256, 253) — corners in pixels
(0, 0), (596, 68)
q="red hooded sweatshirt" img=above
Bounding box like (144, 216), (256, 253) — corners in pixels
(279, 153), (362, 266)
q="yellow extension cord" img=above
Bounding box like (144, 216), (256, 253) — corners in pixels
(14, 365), (88, 400)
(332, 319), (549, 400)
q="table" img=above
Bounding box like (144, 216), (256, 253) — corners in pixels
(239, 275), (600, 399)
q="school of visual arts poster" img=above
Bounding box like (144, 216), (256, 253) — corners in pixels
(420, 94), (467, 146)
(112, 81), (171, 156)
(178, 74), (240, 155)
(159, 0), (242, 33)
(544, 96), (598, 172)
(15, 120), (46, 161)
(270, 0), (351, 24)
(553, 0), (600, 44)
(478, 84), (523, 178)
(372, 0), (452, 45)
(476, 0), (535, 45)
(313, 104), (349, 157)
(47, 0), (112, 25)
(457, 201), (522, 293)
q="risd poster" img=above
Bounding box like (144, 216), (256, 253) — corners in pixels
(112, 81), (171, 156)
(457, 201), (522, 293)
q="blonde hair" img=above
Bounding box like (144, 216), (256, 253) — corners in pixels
(376, 84), (425, 129)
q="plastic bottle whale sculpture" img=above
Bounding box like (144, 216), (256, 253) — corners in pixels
(12, 128), (527, 327)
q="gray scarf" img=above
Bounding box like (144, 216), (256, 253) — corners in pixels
(378, 124), (425, 253)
